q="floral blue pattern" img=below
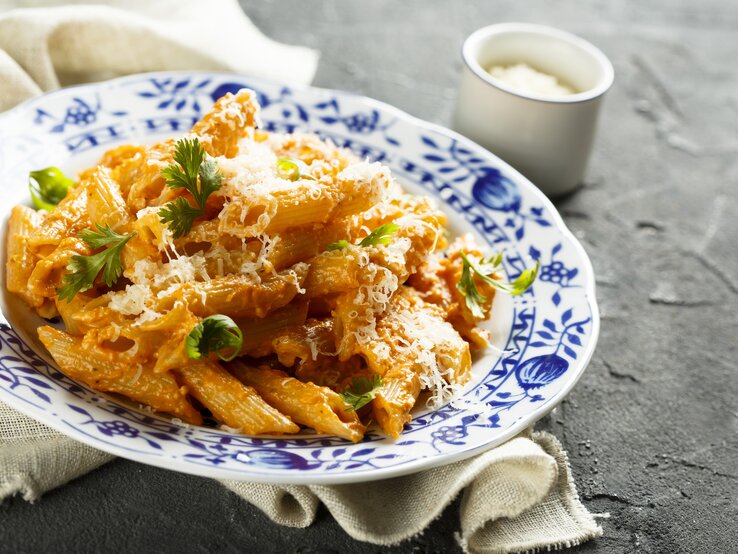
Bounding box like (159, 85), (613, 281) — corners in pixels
(136, 77), (213, 113)
(33, 94), (128, 133)
(0, 72), (598, 483)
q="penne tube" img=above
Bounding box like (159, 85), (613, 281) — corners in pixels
(218, 195), (278, 238)
(331, 263), (400, 361)
(229, 362), (365, 442)
(85, 166), (132, 232)
(55, 293), (127, 336)
(27, 237), (87, 299)
(331, 161), (391, 219)
(131, 207), (175, 253)
(356, 287), (472, 436)
(27, 184), (90, 249)
(155, 263), (308, 319)
(237, 301), (308, 357)
(219, 183), (339, 239)
(192, 89), (259, 158)
(270, 318), (364, 389)
(266, 222), (347, 270)
(271, 317), (335, 368)
(302, 250), (362, 298)
(6, 205), (46, 310)
(372, 364), (421, 439)
(348, 195), (447, 273)
(174, 219), (243, 254)
(414, 236), (496, 350)
(264, 184), (339, 233)
(177, 359), (299, 434)
(7, 87), (512, 443)
(267, 226), (322, 270)
(124, 140), (172, 211)
(38, 326), (202, 424)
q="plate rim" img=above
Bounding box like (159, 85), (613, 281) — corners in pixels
(0, 70), (600, 483)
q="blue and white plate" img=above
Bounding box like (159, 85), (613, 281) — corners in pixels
(0, 72), (599, 483)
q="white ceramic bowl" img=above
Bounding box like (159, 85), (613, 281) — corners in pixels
(453, 23), (614, 197)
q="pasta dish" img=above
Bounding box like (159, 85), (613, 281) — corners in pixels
(5, 90), (537, 442)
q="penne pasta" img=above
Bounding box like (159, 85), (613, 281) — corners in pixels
(6, 205), (47, 311)
(124, 140), (173, 211)
(154, 263), (308, 318)
(85, 166), (132, 231)
(237, 301), (309, 357)
(38, 326), (202, 424)
(229, 362), (365, 442)
(27, 237), (88, 299)
(8, 87), (521, 441)
(302, 249), (363, 298)
(192, 89), (259, 158)
(372, 363), (421, 439)
(352, 287), (472, 437)
(177, 359), (299, 434)
(26, 183), (90, 249)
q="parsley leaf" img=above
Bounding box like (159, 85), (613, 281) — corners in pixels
(276, 158), (301, 181)
(325, 239), (351, 252)
(29, 167), (74, 211)
(276, 157), (315, 181)
(359, 223), (399, 247)
(193, 156), (223, 207)
(162, 137), (204, 191)
(339, 374), (384, 412)
(159, 197), (202, 240)
(457, 252), (539, 318)
(186, 315), (244, 362)
(325, 223), (399, 252)
(57, 224), (136, 302)
(159, 138), (223, 238)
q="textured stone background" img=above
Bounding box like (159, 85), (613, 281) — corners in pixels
(2, 1), (737, 552)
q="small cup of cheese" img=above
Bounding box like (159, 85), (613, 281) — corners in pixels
(453, 23), (614, 197)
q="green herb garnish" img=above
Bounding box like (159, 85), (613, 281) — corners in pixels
(159, 137), (223, 239)
(358, 223), (400, 247)
(276, 158), (300, 181)
(457, 252), (539, 318)
(325, 239), (351, 252)
(186, 314), (244, 362)
(326, 223), (399, 252)
(276, 157), (315, 182)
(339, 374), (383, 412)
(29, 167), (74, 211)
(57, 224), (136, 302)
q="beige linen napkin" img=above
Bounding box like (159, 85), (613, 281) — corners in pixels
(0, 0), (319, 111)
(1, 403), (601, 554)
(0, 2), (603, 552)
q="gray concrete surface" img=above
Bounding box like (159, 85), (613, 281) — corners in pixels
(2, 1), (737, 552)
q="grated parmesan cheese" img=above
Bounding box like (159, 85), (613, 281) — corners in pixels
(108, 284), (153, 316)
(110, 254), (211, 317)
(337, 160), (386, 183)
(486, 63), (575, 97)
(350, 263), (401, 347)
(392, 307), (467, 408)
(239, 234), (279, 281)
(129, 364), (143, 386)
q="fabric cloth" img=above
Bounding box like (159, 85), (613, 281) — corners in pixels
(0, 0), (319, 111)
(0, 2), (603, 552)
(223, 430), (602, 553)
(1, 401), (602, 554)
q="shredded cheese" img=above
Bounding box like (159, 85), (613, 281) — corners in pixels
(108, 284), (153, 316)
(239, 234), (278, 281)
(392, 307), (466, 408)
